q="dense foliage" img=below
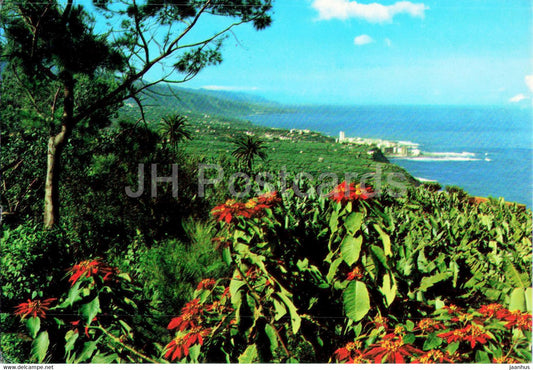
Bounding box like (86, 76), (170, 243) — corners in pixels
(6, 183), (531, 363)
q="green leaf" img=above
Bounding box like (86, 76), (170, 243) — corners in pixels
(423, 332), (443, 350)
(188, 344), (201, 363)
(380, 273), (397, 307)
(509, 288), (526, 312)
(374, 224), (391, 257)
(475, 350), (490, 363)
(91, 352), (119, 364)
(343, 281), (370, 322)
(26, 316), (40, 339)
(526, 287), (532, 313)
(344, 212), (364, 235)
(329, 210), (339, 234)
(80, 297), (100, 325)
(238, 344), (258, 363)
(64, 330), (79, 358)
(222, 246), (232, 265)
(230, 277), (246, 307)
(405, 320), (415, 332)
(276, 292), (301, 334)
(403, 333), (416, 345)
(75, 340), (98, 363)
(370, 245), (387, 268)
(340, 234), (363, 266)
(31, 331), (49, 363)
(446, 341), (460, 355)
(273, 298), (287, 321)
(326, 257), (343, 283)
(264, 324), (279, 353)
(419, 272), (452, 293)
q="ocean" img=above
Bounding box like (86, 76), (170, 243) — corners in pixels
(247, 105), (532, 208)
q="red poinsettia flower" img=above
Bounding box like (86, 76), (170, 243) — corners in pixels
(14, 298), (56, 319)
(437, 327), (467, 344)
(211, 199), (240, 223)
(184, 325), (211, 347)
(164, 335), (189, 361)
(256, 191), (281, 206)
(334, 341), (367, 363)
(196, 278), (216, 291)
(67, 259), (116, 286)
(463, 324), (491, 349)
(168, 298), (203, 332)
(354, 184), (374, 200)
(478, 303), (503, 318)
(413, 349), (453, 364)
(328, 181), (356, 203)
(415, 318), (446, 333)
(442, 304), (462, 315)
(346, 267), (364, 281)
(364, 334), (422, 363)
(499, 310), (532, 331)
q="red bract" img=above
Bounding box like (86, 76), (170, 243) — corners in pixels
(364, 335), (422, 363)
(499, 310), (532, 331)
(68, 259), (116, 286)
(168, 299), (203, 332)
(415, 318), (445, 333)
(328, 181), (356, 203)
(334, 341), (367, 364)
(14, 298), (56, 319)
(437, 328), (466, 344)
(256, 191), (281, 206)
(443, 304), (462, 315)
(211, 199), (240, 223)
(211, 193), (278, 223)
(184, 326), (211, 347)
(328, 182), (373, 203)
(478, 303), (503, 318)
(164, 335), (189, 361)
(463, 324), (491, 349)
(196, 278), (216, 291)
(346, 267), (363, 281)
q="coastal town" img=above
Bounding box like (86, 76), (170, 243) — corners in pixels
(336, 131), (421, 157)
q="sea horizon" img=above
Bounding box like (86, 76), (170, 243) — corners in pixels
(246, 104), (533, 208)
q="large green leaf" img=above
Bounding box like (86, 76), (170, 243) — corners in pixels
(344, 212), (364, 235)
(526, 287), (532, 313)
(31, 331), (49, 363)
(273, 298), (287, 321)
(509, 288), (526, 312)
(238, 344), (258, 363)
(26, 316), (40, 339)
(276, 292), (301, 334)
(373, 224), (391, 257)
(380, 273), (397, 307)
(340, 234), (363, 266)
(80, 296), (101, 325)
(419, 272), (452, 293)
(343, 281), (370, 322)
(264, 323), (279, 353)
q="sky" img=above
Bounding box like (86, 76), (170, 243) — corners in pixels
(174, 0), (533, 106)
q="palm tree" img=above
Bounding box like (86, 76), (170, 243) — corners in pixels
(159, 114), (192, 151)
(231, 135), (268, 171)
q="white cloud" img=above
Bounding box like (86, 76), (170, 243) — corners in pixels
(354, 34), (374, 46)
(312, 0), (428, 23)
(509, 94), (528, 103)
(525, 75), (533, 92)
(202, 85), (258, 92)
(385, 38), (392, 47)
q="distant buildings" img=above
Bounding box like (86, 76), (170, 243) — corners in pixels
(337, 131), (421, 157)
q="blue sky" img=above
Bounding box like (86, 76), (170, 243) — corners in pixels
(177, 0), (532, 106)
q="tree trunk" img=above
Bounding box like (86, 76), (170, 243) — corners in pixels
(43, 73), (74, 229)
